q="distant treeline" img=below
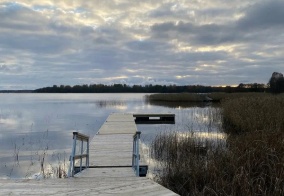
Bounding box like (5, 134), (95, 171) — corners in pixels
(0, 90), (34, 93)
(34, 83), (267, 93)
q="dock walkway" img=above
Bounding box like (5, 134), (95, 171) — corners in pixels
(89, 113), (136, 167)
(0, 113), (177, 195)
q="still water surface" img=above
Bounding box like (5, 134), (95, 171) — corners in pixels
(0, 93), (221, 179)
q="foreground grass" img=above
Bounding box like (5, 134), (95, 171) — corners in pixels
(150, 94), (284, 195)
(151, 131), (284, 195)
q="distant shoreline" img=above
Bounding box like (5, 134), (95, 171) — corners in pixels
(0, 83), (270, 94)
(0, 90), (34, 93)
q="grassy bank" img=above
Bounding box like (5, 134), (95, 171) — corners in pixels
(150, 94), (284, 195)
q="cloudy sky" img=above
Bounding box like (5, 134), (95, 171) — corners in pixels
(0, 0), (284, 90)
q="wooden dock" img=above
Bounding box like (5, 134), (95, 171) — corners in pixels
(134, 113), (175, 124)
(0, 113), (177, 195)
(89, 113), (136, 167)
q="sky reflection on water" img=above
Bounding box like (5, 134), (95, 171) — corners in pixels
(0, 93), (221, 179)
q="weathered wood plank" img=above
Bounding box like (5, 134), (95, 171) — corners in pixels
(98, 122), (137, 134)
(98, 113), (137, 135)
(0, 168), (177, 195)
(0, 174), (178, 195)
(90, 113), (137, 166)
(106, 113), (135, 122)
(89, 134), (133, 166)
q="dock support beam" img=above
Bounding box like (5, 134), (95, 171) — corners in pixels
(132, 131), (141, 177)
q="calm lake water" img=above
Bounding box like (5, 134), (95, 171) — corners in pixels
(0, 93), (221, 179)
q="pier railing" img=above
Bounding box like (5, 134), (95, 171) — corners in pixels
(132, 131), (141, 177)
(68, 132), (89, 177)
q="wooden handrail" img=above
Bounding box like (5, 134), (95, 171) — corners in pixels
(73, 132), (89, 141)
(68, 132), (90, 177)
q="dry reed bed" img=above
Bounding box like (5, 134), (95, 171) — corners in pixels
(150, 94), (284, 195)
(146, 92), (270, 102)
(208, 92), (268, 102)
(146, 93), (207, 102)
(222, 95), (284, 133)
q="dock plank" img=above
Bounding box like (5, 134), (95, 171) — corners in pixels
(89, 134), (133, 166)
(98, 122), (137, 134)
(106, 113), (135, 122)
(0, 174), (177, 195)
(98, 113), (137, 135)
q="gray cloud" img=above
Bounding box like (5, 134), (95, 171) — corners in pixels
(237, 0), (284, 30)
(151, 0), (284, 46)
(0, 64), (23, 73)
(151, 21), (237, 46)
(0, 0), (283, 89)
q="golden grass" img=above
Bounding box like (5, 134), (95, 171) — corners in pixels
(150, 94), (284, 195)
(151, 131), (284, 195)
(222, 94), (284, 133)
(208, 92), (267, 101)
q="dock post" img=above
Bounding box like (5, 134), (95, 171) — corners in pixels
(86, 138), (89, 168)
(132, 131), (141, 177)
(68, 133), (77, 177)
(80, 138), (83, 172)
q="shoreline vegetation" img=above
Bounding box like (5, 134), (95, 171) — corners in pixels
(34, 83), (267, 93)
(2, 71), (284, 94)
(145, 92), (269, 103)
(150, 92), (284, 195)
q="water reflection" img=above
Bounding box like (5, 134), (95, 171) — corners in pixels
(96, 100), (126, 109)
(173, 130), (227, 140)
(0, 93), (223, 179)
(0, 93), (147, 179)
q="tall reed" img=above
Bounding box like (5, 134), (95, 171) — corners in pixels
(222, 94), (284, 133)
(150, 94), (284, 195)
(151, 131), (284, 195)
(146, 92), (270, 102)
